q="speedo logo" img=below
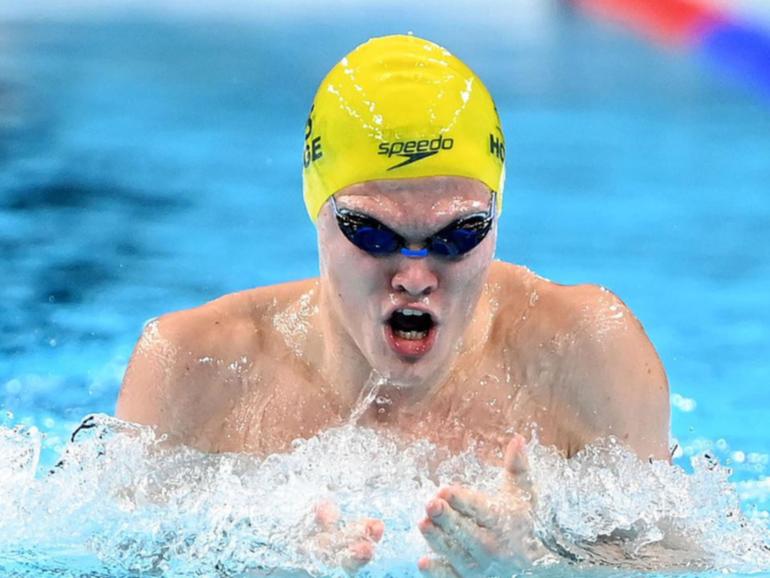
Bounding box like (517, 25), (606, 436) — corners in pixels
(378, 135), (454, 170)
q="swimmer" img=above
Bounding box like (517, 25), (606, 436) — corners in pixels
(116, 35), (670, 576)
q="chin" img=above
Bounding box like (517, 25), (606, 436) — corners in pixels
(372, 351), (445, 388)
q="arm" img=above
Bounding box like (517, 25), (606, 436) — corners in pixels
(115, 312), (201, 445)
(563, 285), (671, 462)
(534, 287), (711, 568)
(115, 311), (384, 576)
(115, 305), (248, 450)
(115, 315), (178, 430)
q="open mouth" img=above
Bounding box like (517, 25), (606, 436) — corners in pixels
(385, 308), (437, 358)
(389, 308), (434, 339)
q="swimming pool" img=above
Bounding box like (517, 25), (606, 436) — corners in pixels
(1, 1), (769, 576)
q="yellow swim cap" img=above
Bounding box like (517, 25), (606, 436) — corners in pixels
(302, 34), (505, 221)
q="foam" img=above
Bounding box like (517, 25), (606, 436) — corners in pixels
(0, 415), (767, 577)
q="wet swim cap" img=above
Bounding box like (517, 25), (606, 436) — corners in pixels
(302, 34), (506, 221)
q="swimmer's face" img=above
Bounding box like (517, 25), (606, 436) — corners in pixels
(316, 176), (497, 386)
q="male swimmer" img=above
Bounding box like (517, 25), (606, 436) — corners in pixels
(116, 35), (670, 577)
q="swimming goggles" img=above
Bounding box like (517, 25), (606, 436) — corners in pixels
(330, 192), (496, 259)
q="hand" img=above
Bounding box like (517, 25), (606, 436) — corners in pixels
(417, 434), (549, 577)
(304, 500), (384, 575)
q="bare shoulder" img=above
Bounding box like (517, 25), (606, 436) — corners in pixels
(489, 262), (670, 460)
(115, 278), (319, 445)
(557, 282), (671, 460)
(488, 261), (645, 338)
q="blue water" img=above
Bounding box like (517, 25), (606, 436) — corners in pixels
(1, 1), (769, 576)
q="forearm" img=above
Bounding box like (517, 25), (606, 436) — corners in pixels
(538, 525), (711, 572)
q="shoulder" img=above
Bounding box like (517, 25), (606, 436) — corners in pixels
(127, 285), (272, 368)
(490, 263), (670, 460)
(131, 277), (320, 363)
(561, 284), (671, 460)
(490, 261), (662, 372)
(115, 279), (319, 441)
(488, 261), (633, 336)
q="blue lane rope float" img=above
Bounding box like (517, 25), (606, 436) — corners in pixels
(575, 0), (770, 103)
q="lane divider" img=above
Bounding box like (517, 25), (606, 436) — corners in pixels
(575, 0), (770, 100)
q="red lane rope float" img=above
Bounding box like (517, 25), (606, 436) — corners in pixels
(574, 0), (770, 101)
(574, 0), (724, 46)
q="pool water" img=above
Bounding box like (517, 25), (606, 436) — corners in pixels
(1, 1), (769, 576)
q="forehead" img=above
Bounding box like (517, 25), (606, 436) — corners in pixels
(334, 176), (491, 223)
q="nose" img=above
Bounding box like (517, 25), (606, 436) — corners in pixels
(391, 256), (438, 297)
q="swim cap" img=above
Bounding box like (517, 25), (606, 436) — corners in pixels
(302, 34), (506, 221)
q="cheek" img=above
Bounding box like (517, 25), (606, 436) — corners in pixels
(440, 241), (495, 305)
(321, 240), (386, 306)
(317, 213), (391, 337)
(463, 229), (496, 283)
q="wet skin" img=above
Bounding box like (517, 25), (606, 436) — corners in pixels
(116, 176), (670, 576)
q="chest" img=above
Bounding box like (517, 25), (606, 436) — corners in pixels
(216, 350), (583, 458)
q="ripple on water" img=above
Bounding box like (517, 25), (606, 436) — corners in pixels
(0, 414), (768, 577)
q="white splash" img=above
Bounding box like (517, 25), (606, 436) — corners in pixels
(671, 393), (697, 413)
(0, 415), (767, 577)
(272, 288), (318, 357)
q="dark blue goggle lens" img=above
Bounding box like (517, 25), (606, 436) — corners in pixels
(350, 226), (401, 255)
(336, 208), (492, 259)
(426, 219), (491, 258)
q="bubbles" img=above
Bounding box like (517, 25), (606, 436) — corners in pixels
(671, 393), (697, 413)
(0, 416), (767, 577)
(530, 437), (770, 572)
(0, 423), (40, 490)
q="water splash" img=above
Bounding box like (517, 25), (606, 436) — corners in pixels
(530, 437), (770, 572)
(347, 370), (389, 425)
(0, 415), (768, 577)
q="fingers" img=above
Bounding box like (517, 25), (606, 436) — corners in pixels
(313, 500), (341, 531)
(504, 434), (528, 476)
(365, 518), (385, 542)
(314, 502), (383, 542)
(437, 486), (500, 528)
(503, 434), (534, 500)
(426, 498), (498, 561)
(340, 516), (385, 571)
(309, 502), (384, 573)
(344, 517), (384, 543)
(338, 518), (383, 572)
(418, 556), (462, 578)
(342, 539), (376, 573)
(419, 517), (477, 576)
(416, 441), (539, 576)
